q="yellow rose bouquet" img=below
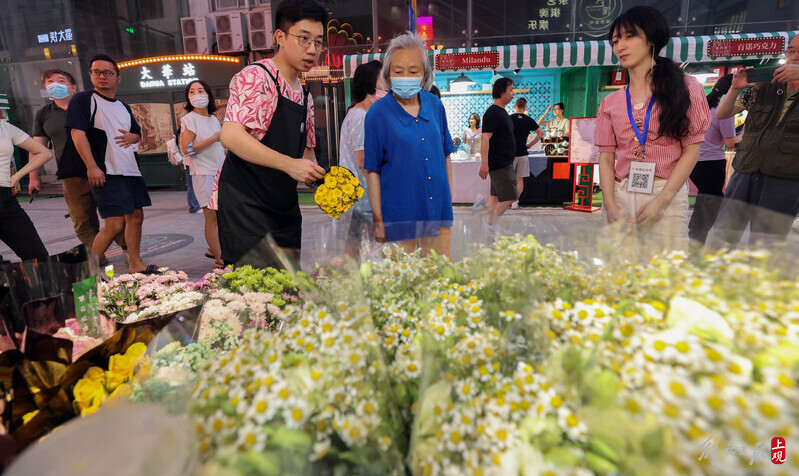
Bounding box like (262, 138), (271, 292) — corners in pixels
(313, 166), (365, 219)
(5, 323), (165, 452)
(72, 342), (149, 416)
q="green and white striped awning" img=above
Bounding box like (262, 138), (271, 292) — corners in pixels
(0, 94), (9, 110)
(343, 31), (797, 77)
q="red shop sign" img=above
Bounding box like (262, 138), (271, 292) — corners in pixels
(707, 37), (785, 58)
(435, 51), (499, 70)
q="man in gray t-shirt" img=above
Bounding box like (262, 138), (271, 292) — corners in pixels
(32, 68), (125, 262)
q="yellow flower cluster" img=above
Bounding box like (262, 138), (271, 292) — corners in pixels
(72, 342), (148, 416)
(314, 166), (365, 219)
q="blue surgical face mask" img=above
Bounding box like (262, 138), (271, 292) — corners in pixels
(46, 82), (71, 99)
(390, 76), (422, 99)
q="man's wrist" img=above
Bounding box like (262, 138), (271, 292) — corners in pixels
(279, 154), (297, 171)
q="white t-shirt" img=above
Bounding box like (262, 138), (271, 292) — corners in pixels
(91, 94), (141, 176)
(338, 105), (370, 214)
(65, 91), (141, 177)
(180, 111), (225, 176)
(0, 120), (30, 187)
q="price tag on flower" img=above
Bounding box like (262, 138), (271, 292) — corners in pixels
(312, 166), (365, 219)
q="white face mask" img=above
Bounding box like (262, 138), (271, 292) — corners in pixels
(190, 94), (209, 109)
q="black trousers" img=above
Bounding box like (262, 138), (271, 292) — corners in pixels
(0, 187), (48, 261)
(708, 171), (799, 247)
(688, 159), (727, 244)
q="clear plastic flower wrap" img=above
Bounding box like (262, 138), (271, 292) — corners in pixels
(0, 245), (104, 350)
(6, 402), (197, 476)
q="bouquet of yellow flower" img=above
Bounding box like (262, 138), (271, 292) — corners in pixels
(72, 342), (149, 416)
(313, 166), (365, 219)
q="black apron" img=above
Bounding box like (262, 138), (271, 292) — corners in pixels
(217, 63), (308, 265)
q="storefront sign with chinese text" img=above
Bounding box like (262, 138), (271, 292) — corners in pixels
(139, 63), (199, 89)
(528, 0), (569, 31)
(117, 55), (242, 94)
(417, 16), (434, 43)
(707, 37), (785, 58)
(37, 29), (73, 44)
(436, 52), (499, 71)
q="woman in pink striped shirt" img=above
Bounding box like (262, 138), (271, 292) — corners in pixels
(595, 6), (710, 247)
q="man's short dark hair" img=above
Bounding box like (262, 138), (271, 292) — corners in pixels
(89, 54), (120, 74)
(42, 69), (77, 84)
(492, 78), (513, 99)
(42, 69), (76, 85)
(515, 97), (527, 109)
(275, 0), (328, 32)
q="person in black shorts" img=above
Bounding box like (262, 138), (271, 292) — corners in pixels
(509, 97), (544, 209)
(66, 54), (155, 274)
(31, 69), (127, 265)
(479, 78), (518, 232)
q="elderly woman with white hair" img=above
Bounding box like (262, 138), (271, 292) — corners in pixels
(364, 32), (455, 256)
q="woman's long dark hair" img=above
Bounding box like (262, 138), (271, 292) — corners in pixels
(184, 80), (217, 114)
(608, 6), (689, 142)
(706, 74), (733, 109)
(351, 60), (382, 104)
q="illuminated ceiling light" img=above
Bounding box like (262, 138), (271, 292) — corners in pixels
(451, 72), (475, 86)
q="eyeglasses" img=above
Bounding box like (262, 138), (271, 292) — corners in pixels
(89, 69), (117, 78)
(286, 32), (327, 52)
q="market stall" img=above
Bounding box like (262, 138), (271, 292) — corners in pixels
(4, 228), (799, 475)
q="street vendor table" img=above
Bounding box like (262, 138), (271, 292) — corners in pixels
(451, 160), (491, 203)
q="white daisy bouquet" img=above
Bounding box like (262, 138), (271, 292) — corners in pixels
(189, 297), (406, 474)
(177, 233), (799, 475)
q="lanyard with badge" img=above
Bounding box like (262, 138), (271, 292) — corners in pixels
(625, 86), (656, 194)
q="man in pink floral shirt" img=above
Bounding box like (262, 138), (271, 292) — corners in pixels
(215, 0), (327, 265)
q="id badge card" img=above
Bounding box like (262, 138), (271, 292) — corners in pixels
(627, 161), (656, 195)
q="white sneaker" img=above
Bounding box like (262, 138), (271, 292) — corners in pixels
(473, 195), (487, 209)
(487, 224), (497, 242)
(510, 201), (520, 209)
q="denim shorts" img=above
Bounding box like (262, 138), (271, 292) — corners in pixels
(91, 175), (151, 218)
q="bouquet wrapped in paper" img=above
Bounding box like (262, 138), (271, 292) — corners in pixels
(0, 305), (201, 454)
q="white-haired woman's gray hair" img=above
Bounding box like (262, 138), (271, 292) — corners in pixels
(379, 31), (434, 92)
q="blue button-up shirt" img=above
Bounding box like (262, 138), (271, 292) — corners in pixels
(364, 91), (455, 242)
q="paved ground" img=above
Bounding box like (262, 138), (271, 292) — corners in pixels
(1, 191), (609, 280)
